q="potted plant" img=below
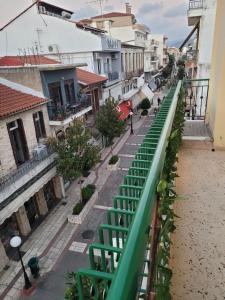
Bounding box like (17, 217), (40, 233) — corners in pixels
(107, 155), (120, 171)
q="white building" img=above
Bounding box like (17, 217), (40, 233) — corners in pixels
(147, 34), (168, 68)
(0, 1), (122, 101)
(187, 0), (217, 79)
(0, 77), (64, 272)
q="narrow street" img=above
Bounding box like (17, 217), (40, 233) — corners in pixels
(19, 111), (155, 300)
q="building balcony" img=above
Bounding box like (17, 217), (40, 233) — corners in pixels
(48, 98), (92, 126)
(0, 147), (56, 207)
(188, 0), (203, 26)
(73, 78), (213, 299)
(108, 71), (119, 81)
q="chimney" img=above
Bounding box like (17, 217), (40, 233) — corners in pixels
(125, 2), (132, 14)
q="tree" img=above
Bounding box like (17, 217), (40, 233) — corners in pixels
(49, 119), (100, 181)
(140, 98), (151, 110)
(177, 66), (185, 80)
(95, 99), (125, 147)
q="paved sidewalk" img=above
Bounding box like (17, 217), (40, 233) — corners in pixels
(1, 88), (168, 300)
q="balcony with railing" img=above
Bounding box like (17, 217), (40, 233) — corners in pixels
(108, 71), (119, 82)
(0, 147), (56, 210)
(48, 96), (92, 126)
(70, 77), (217, 299)
(188, 0), (204, 25)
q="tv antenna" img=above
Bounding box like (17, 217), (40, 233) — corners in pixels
(85, 0), (108, 18)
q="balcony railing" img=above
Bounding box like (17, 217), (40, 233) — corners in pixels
(49, 98), (92, 121)
(108, 71), (119, 81)
(189, 0), (203, 9)
(75, 81), (182, 299)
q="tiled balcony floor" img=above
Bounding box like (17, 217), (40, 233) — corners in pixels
(183, 120), (211, 138)
(170, 140), (225, 299)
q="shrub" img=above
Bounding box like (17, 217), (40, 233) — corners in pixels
(108, 155), (119, 165)
(73, 203), (83, 215)
(81, 184), (96, 203)
(141, 109), (148, 116)
(140, 98), (151, 110)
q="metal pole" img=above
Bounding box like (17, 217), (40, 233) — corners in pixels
(130, 114), (134, 135)
(17, 247), (32, 290)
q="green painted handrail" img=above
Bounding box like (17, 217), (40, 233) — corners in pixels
(75, 81), (182, 300)
(107, 81), (182, 300)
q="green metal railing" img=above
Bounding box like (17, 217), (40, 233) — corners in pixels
(75, 81), (182, 300)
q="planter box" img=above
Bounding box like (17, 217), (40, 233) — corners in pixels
(107, 158), (120, 171)
(68, 191), (98, 224)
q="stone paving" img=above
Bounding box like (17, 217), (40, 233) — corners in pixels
(0, 88), (168, 300)
(170, 140), (225, 299)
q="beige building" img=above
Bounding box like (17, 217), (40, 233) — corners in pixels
(205, 0), (225, 149)
(0, 78), (64, 272)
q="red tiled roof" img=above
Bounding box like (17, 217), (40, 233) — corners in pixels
(91, 12), (133, 19)
(0, 82), (47, 118)
(0, 56), (59, 67)
(76, 68), (107, 86)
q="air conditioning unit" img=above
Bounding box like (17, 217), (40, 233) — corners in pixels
(32, 144), (48, 161)
(111, 53), (118, 60)
(94, 53), (101, 60)
(61, 11), (72, 19)
(39, 5), (46, 14)
(48, 44), (59, 53)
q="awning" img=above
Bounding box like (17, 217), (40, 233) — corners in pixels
(117, 100), (132, 120)
(140, 83), (154, 100)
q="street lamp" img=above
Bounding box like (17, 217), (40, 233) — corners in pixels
(129, 110), (134, 135)
(10, 236), (32, 291)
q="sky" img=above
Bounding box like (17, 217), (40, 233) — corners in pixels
(0, 0), (190, 44)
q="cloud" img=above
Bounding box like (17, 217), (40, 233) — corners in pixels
(138, 2), (162, 15)
(72, 5), (98, 20)
(104, 5), (114, 12)
(163, 3), (186, 18)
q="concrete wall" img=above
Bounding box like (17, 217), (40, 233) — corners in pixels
(0, 67), (43, 92)
(0, 105), (50, 177)
(0, 5), (102, 56)
(195, 0), (217, 79)
(206, 0), (225, 148)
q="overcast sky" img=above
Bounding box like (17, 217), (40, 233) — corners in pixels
(0, 0), (190, 43)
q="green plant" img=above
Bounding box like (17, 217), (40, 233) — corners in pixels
(96, 99), (126, 147)
(140, 98), (151, 110)
(81, 184), (96, 203)
(141, 109), (148, 116)
(153, 86), (185, 299)
(50, 119), (100, 181)
(108, 155), (119, 165)
(73, 202), (83, 215)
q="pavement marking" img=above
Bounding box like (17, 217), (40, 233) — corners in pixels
(118, 154), (135, 158)
(118, 167), (129, 171)
(137, 134), (145, 137)
(182, 136), (211, 141)
(69, 241), (87, 253)
(125, 143), (141, 146)
(94, 205), (113, 210)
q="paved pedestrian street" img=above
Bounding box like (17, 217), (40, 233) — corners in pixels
(0, 89), (168, 300)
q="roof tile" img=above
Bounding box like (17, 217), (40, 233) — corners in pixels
(0, 55), (59, 67)
(77, 68), (107, 86)
(0, 82), (47, 118)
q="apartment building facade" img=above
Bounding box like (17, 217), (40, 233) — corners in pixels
(0, 1), (122, 102)
(0, 78), (64, 272)
(187, 0), (217, 79)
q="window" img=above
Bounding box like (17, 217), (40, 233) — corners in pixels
(121, 53), (124, 72)
(48, 82), (63, 109)
(97, 59), (101, 74)
(33, 111), (46, 142)
(125, 53), (128, 73)
(7, 119), (29, 166)
(129, 53), (132, 73)
(64, 79), (75, 105)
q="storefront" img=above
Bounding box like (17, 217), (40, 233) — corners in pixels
(0, 214), (19, 257)
(44, 180), (56, 210)
(24, 196), (40, 229)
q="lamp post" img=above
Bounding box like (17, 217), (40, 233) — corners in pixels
(129, 110), (134, 135)
(10, 236), (32, 290)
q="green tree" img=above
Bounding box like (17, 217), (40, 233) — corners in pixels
(177, 66), (185, 80)
(96, 99), (125, 147)
(49, 119), (100, 181)
(140, 98), (151, 110)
